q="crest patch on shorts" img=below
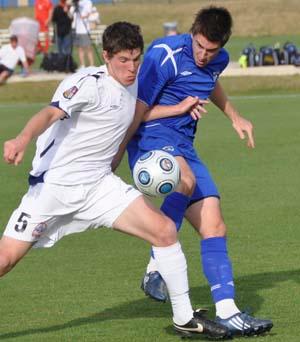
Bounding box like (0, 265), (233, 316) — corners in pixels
(32, 222), (47, 238)
(63, 86), (78, 99)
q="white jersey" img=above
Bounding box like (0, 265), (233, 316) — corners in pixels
(29, 65), (137, 186)
(0, 44), (26, 70)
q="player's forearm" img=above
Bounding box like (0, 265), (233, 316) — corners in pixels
(210, 80), (240, 122)
(16, 106), (64, 146)
(144, 104), (184, 121)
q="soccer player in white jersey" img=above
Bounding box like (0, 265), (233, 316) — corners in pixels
(1, 22), (228, 339)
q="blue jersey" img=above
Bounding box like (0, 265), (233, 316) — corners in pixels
(137, 33), (229, 139)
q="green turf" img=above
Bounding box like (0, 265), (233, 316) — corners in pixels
(1, 89), (300, 341)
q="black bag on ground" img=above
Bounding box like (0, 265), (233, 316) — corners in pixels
(282, 42), (298, 65)
(242, 44), (257, 67)
(258, 46), (279, 66)
(40, 53), (77, 73)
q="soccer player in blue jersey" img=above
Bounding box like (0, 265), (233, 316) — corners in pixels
(126, 6), (273, 337)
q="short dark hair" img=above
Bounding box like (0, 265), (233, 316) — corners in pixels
(10, 35), (18, 43)
(190, 6), (232, 47)
(102, 21), (144, 57)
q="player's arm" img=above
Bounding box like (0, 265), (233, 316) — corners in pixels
(210, 80), (255, 148)
(144, 96), (209, 121)
(111, 100), (147, 171)
(3, 106), (65, 166)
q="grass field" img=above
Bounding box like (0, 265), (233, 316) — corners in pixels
(1, 0), (300, 340)
(1, 85), (300, 341)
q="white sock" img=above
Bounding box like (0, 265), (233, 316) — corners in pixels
(216, 298), (240, 319)
(152, 242), (193, 326)
(146, 256), (158, 273)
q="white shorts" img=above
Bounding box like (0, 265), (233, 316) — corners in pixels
(3, 173), (141, 248)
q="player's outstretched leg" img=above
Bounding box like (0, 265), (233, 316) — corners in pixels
(200, 237), (273, 337)
(215, 312), (273, 337)
(152, 244), (229, 339)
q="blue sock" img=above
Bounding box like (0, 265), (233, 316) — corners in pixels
(201, 237), (235, 303)
(151, 192), (190, 258)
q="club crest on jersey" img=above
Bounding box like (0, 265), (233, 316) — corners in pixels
(63, 86), (78, 99)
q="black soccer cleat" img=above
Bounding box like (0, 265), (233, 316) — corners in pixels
(141, 271), (169, 302)
(174, 309), (230, 339)
(215, 311), (273, 336)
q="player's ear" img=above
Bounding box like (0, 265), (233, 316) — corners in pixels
(102, 50), (110, 64)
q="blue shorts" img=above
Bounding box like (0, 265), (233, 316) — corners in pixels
(127, 124), (220, 203)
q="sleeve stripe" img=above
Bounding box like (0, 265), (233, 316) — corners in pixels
(50, 101), (70, 118)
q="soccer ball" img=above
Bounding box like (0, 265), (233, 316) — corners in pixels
(133, 150), (180, 197)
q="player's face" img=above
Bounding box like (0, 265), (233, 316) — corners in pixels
(192, 33), (221, 67)
(103, 49), (142, 86)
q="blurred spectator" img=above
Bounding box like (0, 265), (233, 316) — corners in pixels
(10, 17), (40, 65)
(35, 0), (53, 54)
(0, 36), (29, 85)
(52, 0), (72, 55)
(163, 22), (178, 36)
(89, 6), (100, 30)
(70, 0), (94, 68)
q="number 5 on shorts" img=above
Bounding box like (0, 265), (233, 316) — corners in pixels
(15, 212), (31, 232)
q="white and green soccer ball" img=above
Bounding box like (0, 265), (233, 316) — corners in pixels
(133, 150), (180, 197)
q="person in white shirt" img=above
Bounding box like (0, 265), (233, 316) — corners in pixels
(0, 22), (228, 339)
(0, 35), (29, 84)
(88, 6), (100, 30)
(71, 0), (94, 68)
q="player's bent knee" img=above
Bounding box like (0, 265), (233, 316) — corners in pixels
(153, 218), (177, 247)
(201, 221), (227, 238)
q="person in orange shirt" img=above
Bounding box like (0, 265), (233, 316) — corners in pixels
(35, 0), (53, 53)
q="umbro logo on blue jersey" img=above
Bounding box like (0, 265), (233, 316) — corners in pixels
(180, 71), (193, 76)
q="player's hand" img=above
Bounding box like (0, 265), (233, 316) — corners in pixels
(178, 96), (209, 119)
(3, 138), (26, 165)
(232, 115), (255, 148)
(189, 99), (209, 120)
